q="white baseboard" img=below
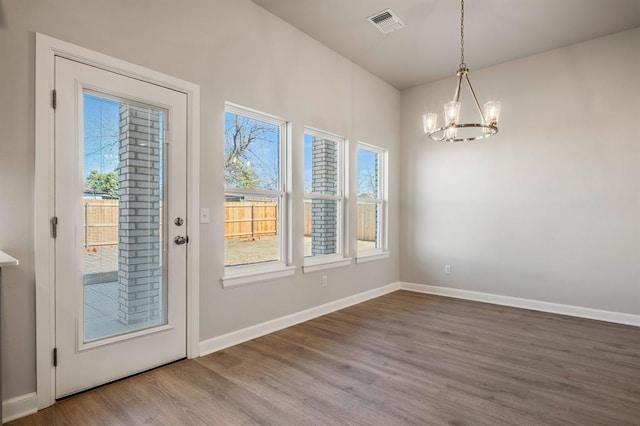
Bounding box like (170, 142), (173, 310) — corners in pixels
(400, 282), (640, 327)
(3, 392), (38, 423)
(199, 282), (401, 356)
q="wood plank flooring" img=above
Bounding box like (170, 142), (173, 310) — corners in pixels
(10, 291), (640, 425)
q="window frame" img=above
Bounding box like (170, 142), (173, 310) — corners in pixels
(302, 127), (352, 272)
(222, 103), (294, 287)
(356, 142), (389, 262)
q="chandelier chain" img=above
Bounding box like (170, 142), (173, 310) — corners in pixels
(460, 0), (465, 67)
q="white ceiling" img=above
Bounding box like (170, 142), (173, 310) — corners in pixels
(250, 0), (640, 90)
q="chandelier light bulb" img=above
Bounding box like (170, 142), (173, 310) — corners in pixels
(444, 101), (461, 126)
(484, 101), (502, 126)
(422, 113), (438, 133)
(445, 126), (458, 141)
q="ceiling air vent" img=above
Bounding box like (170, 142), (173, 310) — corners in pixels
(368, 9), (406, 34)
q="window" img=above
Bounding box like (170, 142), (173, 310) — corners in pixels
(303, 128), (350, 271)
(223, 103), (293, 286)
(356, 143), (388, 260)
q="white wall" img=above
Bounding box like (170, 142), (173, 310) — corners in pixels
(0, 0), (400, 400)
(400, 28), (640, 315)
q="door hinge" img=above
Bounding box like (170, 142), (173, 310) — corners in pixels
(53, 347), (58, 367)
(51, 216), (58, 238)
(52, 89), (57, 109)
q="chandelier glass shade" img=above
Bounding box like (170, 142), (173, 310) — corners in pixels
(423, 0), (501, 142)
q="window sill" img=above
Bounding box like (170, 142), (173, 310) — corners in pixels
(222, 264), (296, 289)
(303, 256), (353, 273)
(356, 251), (391, 264)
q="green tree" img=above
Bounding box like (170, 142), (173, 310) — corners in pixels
(86, 170), (119, 198)
(224, 159), (261, 189)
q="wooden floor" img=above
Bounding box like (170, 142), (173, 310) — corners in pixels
(11, 291), (640, 425)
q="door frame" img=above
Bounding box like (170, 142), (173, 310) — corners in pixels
(34, 33), (201, 410)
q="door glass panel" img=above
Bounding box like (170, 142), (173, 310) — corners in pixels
(82, 92), (166, 342)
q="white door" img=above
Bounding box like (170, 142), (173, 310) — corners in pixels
(54, 57), (188, 398)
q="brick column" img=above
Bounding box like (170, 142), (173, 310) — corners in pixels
(117, 105), (162, 325)
(311, 138), (337, 255)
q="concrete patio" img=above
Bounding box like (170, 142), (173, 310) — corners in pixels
(83, 247), (162, 341)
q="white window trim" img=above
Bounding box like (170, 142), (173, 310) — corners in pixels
(356, 251), (390, 263)
(356, 142), (390, 262)
(222, 262), (296, 288)
(223, 103), (292, 281)
(303, 254), (353, 273)
(303, 127), (348, 269)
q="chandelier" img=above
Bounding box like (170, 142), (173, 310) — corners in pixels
(423, 0), (501, 142)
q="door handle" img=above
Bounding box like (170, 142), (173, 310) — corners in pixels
(174, 236), (189, 245)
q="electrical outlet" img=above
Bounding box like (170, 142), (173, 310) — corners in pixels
(322, 275), (328, 287)
(445, 265), (452, 275)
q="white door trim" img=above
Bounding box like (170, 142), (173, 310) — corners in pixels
(35, 33), (200, 410)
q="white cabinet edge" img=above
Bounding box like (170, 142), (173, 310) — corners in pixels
(0, 250), (19, 267)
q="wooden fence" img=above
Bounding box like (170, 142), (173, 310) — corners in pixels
(356, 202), (377, 242)
(304, 201), (377, 242)
(224, 201), (278, 239)
(83, 200), (376, 246)
(83, 199), (119, 247)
